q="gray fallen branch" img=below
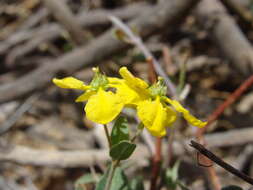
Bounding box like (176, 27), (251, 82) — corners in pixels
(196, 0), (253, 74)
(0, 3), (151, 54)
(0, 94), (40, 135)
(0, 0), (200, 103)
(0, 127), (252, 168)
(42, 0), (86, 45)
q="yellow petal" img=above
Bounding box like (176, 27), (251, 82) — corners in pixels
(52, 77), (89, 90)
(183, 112), (207, 128)
(119, 67), (149, 90)
(166, 106), (177, 126)
(85, 89), (123, 124)
(137, 98), (167, 137)
(115, 82), (147, 105)
(165, 98), (206, 128)
(75, 90), (96, 102)
(107, 77), (123, 84)
(166, 99), (188, 113)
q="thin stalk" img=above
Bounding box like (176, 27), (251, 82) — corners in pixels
(164, 127), (175, 168)
(103, 124), (112, 147)
(104, 160), (120, 190)
(177, 54), (188, 95)
(131, 123), (144, 142)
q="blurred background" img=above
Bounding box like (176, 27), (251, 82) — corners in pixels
(0, 0), (253, 189)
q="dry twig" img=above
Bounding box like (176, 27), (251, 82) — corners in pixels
(190, 140), (253, 186)
(196, 0), (253, 74)
(0, 0), (201, 103)
(42, 0), (86, 45)
(1, 127), (253, 168)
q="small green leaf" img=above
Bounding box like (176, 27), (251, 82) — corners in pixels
(111, 167), (129, 190)
(221, 185), (243, 190)
(111, 117), (129, 146)
(130, 176), (145, 190)
(165, 161), (181, 190)
(177, 181), (191, 190)
(75, 174), (98, 190)
(110, 141), (136, 160)
(95, 166), (130, 190)
(95, 170), (109, 190)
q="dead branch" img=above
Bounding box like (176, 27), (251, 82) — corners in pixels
(221, 0), (253, 26)
(196, 0), (253, 74)
(190, 140), (253, 186)
(1, 127), (253, 168)
(0, 0), (200, 103)
(0, 3), (151, 54)
(42, 0), (85, 45)
(0, 94), (40, 135)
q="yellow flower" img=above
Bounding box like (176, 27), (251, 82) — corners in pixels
(111, 67), (207, 137)
(52, 69), (123, 124)
(53, 66), (207, 137)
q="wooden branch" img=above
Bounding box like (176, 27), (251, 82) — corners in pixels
(221, 0), (253, 26)
(0, 3), (151, 54)
(42, 0), (85, 45)
(196, 0), (253, 74)
(1, 127), (253, 168)
(0, 0), (200, 103)
(190, 140), (253, 186)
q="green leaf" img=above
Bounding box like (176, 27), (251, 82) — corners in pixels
(75, 174), (98, 190)
(177, 181), (191, 190)
(111, 167), (129, 190)
(221, 185), (243, 190)
(130, 176), (145, 190)
(95, 166), (130, 190)
(111, 117), (129, 146)
(110, 140), (136, 160)
(165, 161), (181, 190)
(95, 171), (108, 190)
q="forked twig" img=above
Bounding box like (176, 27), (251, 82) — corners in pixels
(190, 140), (253, 185)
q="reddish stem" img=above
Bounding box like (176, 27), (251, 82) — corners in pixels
(198, 74), (253, 138)
(196, 74), (253, 189)
(147, 57), (162, 190)
(150, 138), (162, 190)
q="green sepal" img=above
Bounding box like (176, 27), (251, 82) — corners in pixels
(111, 116), (130, 146)
(110, 140), (136, 161)
(148, 77), (167, 97)
(90, 68), (109, 90)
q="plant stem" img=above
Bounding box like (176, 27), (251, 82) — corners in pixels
(103, 124), (112, 147)
(104, 160), (120, 190)
(131, 123), (144, 142)
(177, 53), (188, 95)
